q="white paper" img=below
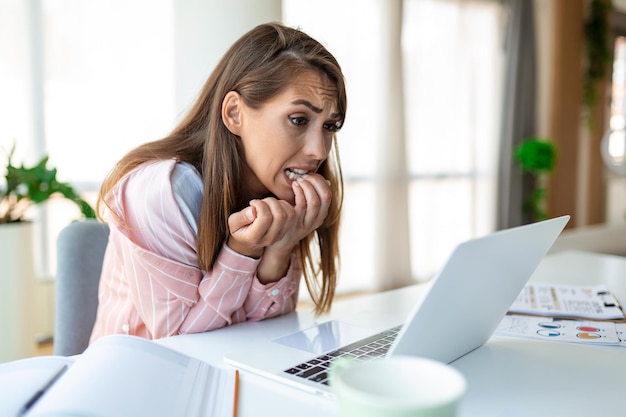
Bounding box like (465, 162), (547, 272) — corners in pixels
(0, 335), (235, 417)
(495, 315), (622, 346)
(0, 356), (74, 416)
(508, 283), (624, 320)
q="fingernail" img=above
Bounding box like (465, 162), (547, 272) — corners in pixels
(326, 180), (331, 186)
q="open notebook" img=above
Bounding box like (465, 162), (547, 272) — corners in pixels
(0, 334), (236, 417)
(224, 216), (570, 397)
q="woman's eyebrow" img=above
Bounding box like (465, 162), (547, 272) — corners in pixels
(291, 99), (342, 119)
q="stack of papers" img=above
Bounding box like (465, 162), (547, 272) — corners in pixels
(499, 283), (626, 347)
(508, 283), (624, 320)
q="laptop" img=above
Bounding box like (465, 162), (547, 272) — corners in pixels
(223, 215), (570, 397)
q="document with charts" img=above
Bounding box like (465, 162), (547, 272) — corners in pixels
(507, 283), (624, 320)
(495, 315), (625, 346)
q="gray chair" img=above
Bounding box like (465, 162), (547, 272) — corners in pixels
(54, 219), (110, 356)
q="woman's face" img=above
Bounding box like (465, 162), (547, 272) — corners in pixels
(231, 71), (342, 204)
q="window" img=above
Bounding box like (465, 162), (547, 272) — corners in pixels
(284, 0), (505, 291)
(1, 0), (176, 276)
(403, 0), (502, 278)
(3, 0), (505, 297)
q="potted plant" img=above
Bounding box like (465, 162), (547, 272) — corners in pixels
(514, 137), (557, 223)
(0, 143), (96, 361)
(1, 144), (95, 224)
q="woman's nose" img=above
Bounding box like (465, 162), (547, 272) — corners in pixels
(304, 129), (330, 160)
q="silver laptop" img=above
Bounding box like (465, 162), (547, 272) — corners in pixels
(223, 216), (570, 396)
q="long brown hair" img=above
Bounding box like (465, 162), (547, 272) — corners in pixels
(97, 22), (346, 315)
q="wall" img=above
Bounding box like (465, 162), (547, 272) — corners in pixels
(538, 0), (623, 227)
(544, 0), (626, 256)
(534, 0), (554, 140)
(174, 0), (281, 115)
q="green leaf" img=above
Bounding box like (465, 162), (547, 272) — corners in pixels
(514, 138), (557, 175)
(1, 143), (96, 223)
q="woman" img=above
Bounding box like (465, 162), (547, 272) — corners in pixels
(89, 22), (346, 342)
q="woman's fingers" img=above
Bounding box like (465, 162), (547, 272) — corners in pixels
(228, 175), (332, 258)
(250, 198), (296, 241)
(227, 205), (256, 233)
(295, 174), (331, 230)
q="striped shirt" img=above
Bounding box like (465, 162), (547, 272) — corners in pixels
(89, 159), (301, 343)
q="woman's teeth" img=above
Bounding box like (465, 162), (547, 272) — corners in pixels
(286, 168), (309, 180)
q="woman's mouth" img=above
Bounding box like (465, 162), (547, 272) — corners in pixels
(285, 168), (311, 181)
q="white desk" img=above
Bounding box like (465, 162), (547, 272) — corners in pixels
(158, 251), (626, 417)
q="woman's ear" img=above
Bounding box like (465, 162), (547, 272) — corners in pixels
(222, 91), (243, 135)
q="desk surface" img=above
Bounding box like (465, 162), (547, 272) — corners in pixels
(159, 251), (626, 417)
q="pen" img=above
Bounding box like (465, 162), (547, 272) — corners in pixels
(18, 364), (68, 416)
(232, 369), (240, 417)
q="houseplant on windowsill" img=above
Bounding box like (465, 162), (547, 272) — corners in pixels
(0, 143), (96, 362)
(1, 144), (95, 224)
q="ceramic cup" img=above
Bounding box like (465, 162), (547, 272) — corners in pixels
(330, 356), (466, 417)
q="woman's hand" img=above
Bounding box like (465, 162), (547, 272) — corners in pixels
(227, 198), (297, 260)
(226, 173), (332, 283)
(276, 173), (332, 251)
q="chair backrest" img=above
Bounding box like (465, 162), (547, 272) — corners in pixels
(54, 219), (110, 356)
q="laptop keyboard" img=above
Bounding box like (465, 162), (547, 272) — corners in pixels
(283, 325), (402, 385)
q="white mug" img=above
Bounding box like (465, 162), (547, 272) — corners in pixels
(330, 356), (466, 417)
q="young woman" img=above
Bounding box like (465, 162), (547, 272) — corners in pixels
(89, 22), (346, 342)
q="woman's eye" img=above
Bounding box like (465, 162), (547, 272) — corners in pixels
(289, 116), (308, 126)
(323, 120), (343, 132)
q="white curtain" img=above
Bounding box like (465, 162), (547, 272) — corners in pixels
(497, 0), (538, 229)
(404, 0), (505, 280)
(374, 2), (412, 291)
(285, 0), (507, 291)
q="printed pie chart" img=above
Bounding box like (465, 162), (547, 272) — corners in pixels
(536, 329), (560, 337)
(576, 332), (601, 339)
(576, 326), (600, 332)
(538, 322), (561, 329)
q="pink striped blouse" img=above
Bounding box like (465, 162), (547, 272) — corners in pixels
(89, 159), (301, 343)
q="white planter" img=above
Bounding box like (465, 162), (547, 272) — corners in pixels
(0, 222), (37, 362)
